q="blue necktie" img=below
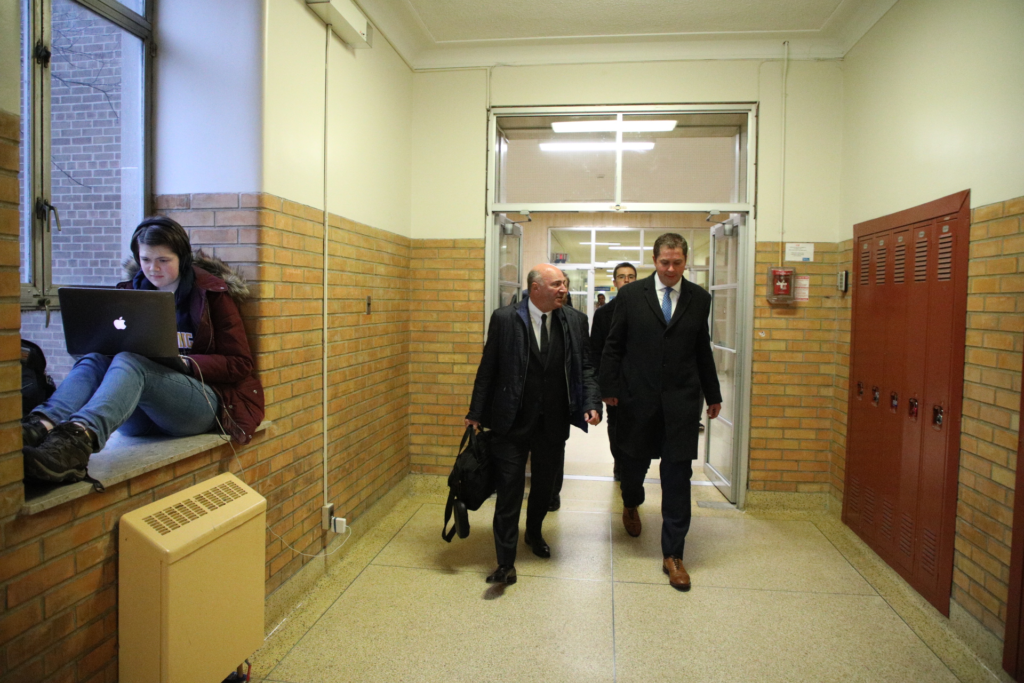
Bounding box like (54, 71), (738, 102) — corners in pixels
(662, 286), (672, 322)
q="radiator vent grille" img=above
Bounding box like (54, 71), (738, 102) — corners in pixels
(914, 239), (928, 282)
(937, 232), (953, 281)
(893, 245), (906, 284)
(143, 481), (248, 536)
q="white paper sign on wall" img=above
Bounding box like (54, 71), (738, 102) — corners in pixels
(785, 243), (815, 262)
(795, 275), (810, 302)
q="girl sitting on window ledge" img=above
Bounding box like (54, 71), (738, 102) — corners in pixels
(22, 216), (264, 486)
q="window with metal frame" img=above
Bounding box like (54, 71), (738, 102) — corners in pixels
(19, 0), (153, 381)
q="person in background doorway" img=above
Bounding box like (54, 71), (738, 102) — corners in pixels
(466, 264), (602, 586)
(596, 292), (606, 309)
(600, 233), (722, 592)
(589, 262), (637, 483)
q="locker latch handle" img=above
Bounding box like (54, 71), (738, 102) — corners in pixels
(908, 398), (918, 419)
(890, 392), (898, 411)
(872, 386), (880, 406)
(933, 405), (944, 428)
(856, 381), (863, 399)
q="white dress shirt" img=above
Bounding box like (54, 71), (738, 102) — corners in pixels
(527, 299), (552, 347)
(656, 275), (682, 319)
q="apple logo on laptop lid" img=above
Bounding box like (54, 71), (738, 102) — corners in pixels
(113, 317), (127, 330)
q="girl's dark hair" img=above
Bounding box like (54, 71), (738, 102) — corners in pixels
(130, 216), (193, 272)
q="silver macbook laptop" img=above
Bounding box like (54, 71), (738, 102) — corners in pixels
(58, 287), (180, 360)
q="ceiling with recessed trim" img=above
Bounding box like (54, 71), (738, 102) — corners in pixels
(351, 0), (899, 69)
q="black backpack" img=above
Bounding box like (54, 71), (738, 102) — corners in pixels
(443, 427), (495, 542)
(21, 340), (56, 416)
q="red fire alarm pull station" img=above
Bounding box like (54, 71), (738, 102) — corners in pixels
(767, 266), (796, 305)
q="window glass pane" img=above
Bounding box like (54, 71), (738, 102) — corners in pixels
(712, 287), (737, 350)
(621, 113), (747, 204)
(21, 0), (147, 384)
(112, 0), (146, 15)
(497, 116), (615, 204)
(50, 0), (145, 287)
(594, 229), (641, 265)
(549, 228), (592, 266)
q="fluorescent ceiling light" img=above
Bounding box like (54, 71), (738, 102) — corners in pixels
(580, 242), (621, 246)
(608, 246), (653, 250)
(552, 120), (677, 133)
(539, 142), (654, 152)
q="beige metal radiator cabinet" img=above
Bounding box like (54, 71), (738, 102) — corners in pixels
(119, 473), (266, 683)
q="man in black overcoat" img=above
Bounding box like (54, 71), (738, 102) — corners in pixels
(600, 233), (722, 591)
(466, 264), (602, 585)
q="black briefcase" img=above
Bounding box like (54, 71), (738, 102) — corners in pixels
(442, 426), (495, 542)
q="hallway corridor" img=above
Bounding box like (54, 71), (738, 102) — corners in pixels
(250, 478), (1002, 683)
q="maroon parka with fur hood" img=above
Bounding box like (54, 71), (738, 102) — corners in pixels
(118, 253), (265, 444)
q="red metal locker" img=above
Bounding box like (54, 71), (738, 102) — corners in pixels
(842, 191), (970, 616)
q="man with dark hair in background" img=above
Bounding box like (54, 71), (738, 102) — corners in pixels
(589, 262), (637, 484)
(466, 264), (602, 586)
(600, 234), (722, 592)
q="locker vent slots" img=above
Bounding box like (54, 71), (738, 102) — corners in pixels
(914, 239), (928, 282)
(893, 244), (906, 284)
(875, 246), (887, 285)
(860, 249), (870, 286)
(937, 232), (953, 281)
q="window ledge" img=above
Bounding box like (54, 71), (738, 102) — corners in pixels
(20, 420), (272, 516)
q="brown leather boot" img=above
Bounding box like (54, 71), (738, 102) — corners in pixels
(622, 506), (642, 537)
(663, 556), (691, 591)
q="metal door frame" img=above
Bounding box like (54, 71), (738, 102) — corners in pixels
(703, 214), (751, 508)
(484, 104), (757, 507)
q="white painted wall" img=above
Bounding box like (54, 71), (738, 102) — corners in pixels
(841, 0), (1024, 233)
(263, 0), (413, 236)
(326, 19), (413, 235)
(154, 0), (263, 195)
(0, 0), (18, 115)
(410, 69), (487, 239)
(262, 0), (324, 210)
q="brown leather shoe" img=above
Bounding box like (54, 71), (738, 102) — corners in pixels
(622, 507), (642, 537)
(663, 556), (691, 591)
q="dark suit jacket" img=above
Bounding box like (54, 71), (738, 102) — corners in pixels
(590, 295), (618, 376)
(468, 298), (602, 437)
(599, 274), (722, 462)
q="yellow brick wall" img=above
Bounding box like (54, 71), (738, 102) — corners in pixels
(408, 240), (486, 475)
(952, 195), (1024, 638)
(0, 110), (22, 522)
(751, 243), (850, 493)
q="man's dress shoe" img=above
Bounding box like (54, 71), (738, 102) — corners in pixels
(622, 506), (642, 537)
(548, 493), (560, 511)
(486, 565), (517, 584)
(663, 556), (691, 591)
(524, 530), (551, 558)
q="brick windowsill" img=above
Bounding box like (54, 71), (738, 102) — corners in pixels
(20, 420), (271, 515)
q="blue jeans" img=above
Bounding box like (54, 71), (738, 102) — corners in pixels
(33, 352), (219, 451)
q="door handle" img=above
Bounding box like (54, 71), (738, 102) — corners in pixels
(932, 405), (944, 429)
(856, 381), (863, 399)
(908, 398), (918, 420)
(871, 386), (880, 406)
(890, 391), (898, 411)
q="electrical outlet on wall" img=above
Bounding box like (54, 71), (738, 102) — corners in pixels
(331, 517), (347, 534)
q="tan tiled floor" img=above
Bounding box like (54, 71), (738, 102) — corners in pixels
(251, 473), (1005, 683)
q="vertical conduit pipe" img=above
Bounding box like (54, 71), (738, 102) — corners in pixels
(778, 40), (790, 266)
(322, 23), (331, 512)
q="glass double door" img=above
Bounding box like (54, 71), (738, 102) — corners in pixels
(703, 216), (746, 503)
